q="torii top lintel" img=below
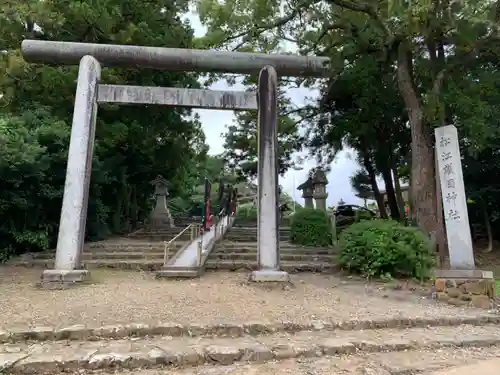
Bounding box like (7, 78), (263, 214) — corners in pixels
(21, 40), (330, 78)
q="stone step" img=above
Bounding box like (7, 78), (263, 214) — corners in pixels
(2, 323), (500, 374)
(224, 235), (291, 241)
(226, 231), (291, 236)
(217, 242), (334, 253)
(28, 252), (166, 260)
(227, 232), (289, 236)
(2, 315), (496, 343)
(128, 234), (192, 241)
(232, 221), (290, 228)
(215, 248), (336, 255)
(101, 347), (500, 375)
(130, 227), (188, 232)
(229, 226), (291, 231)
(127, 229), (190, 236)
(209, 252), (333, 262)
(204, 260), (336, 272)
(128, 230), (192, 235)
(86, 242), (188, 250)
(10, 259), (166, 271)
(81, 252), (166, 260)
(86, 259), (167, 271)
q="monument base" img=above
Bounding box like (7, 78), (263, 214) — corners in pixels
(38, 269), (90, 290)
(249, 269), (290, 282)
(147, 215), (174, 229)
(432, 269), (495, 309)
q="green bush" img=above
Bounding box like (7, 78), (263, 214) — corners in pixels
(290, 208), (332, 247)
(337, 219), (435, 279)
(236, 204), (258, 219)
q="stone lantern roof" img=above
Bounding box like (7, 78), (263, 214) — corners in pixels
(150, 175), (170, 196)
(297, 177), (313, 191)
(312, 168), (328, 186)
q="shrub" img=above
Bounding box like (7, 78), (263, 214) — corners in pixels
(337, 219), (435, 279)
(290, 208), (332, 247)
(236, 204), (257, 220)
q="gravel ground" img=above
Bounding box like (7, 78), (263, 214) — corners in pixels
(85, 347), (500, 375)
(0, 267), (494, 328)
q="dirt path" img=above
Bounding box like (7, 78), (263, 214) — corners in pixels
(0, 268), (494, 328)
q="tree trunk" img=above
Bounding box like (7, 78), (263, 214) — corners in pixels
(397, 42), (438, 236)
(380, 166), (401, 220)
(393, 168), (406, 217)
(362, 154), (388, 218)
(131, 185), (138, 229)
(482, 200), (493, 253)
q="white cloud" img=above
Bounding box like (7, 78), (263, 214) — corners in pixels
(184, 12), (365, 206)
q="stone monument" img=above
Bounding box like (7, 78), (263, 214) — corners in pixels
(312, 168), (328, 211)
(432, 125), (495, 308)
(148, 175), (174, 228)
(297, 178), (314, 209)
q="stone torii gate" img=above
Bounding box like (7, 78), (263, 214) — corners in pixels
(20, 40), (329, 287)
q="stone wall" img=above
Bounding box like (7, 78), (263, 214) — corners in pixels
(434, 278), (495, 309)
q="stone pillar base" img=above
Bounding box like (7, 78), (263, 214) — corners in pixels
(38, 269), (90, 290)
(249, 269), (290, 282)
(432, 269), (495, 309)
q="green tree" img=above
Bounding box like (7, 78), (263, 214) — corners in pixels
(194, 0), (500, 241)
(222, 77), (303, 179)
(309, 56), (408, 220)
(0, 0), (209, 259)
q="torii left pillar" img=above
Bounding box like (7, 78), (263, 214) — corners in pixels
(40, 56), (101, 288)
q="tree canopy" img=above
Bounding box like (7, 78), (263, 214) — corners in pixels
(194, 0), (500, 251)
(3, 0), (500, 263)
(0, 0), (209, 260)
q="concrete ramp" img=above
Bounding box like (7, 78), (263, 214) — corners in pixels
(428, 358), (500, 375)
(156, 216), (232, 278)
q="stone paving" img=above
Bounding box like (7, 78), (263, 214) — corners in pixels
(102, 347), (500, 375)
(0, 268), (494, 328)
(1, 268), (500, 374)
(2, 324), (500, 373)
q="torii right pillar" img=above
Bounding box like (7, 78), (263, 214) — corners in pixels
(250, 65), (289, 283)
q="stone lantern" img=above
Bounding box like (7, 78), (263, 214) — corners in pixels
(297, 177), (314, 209)
(148, 175), (174, 228)
(312, 168), (329, 211)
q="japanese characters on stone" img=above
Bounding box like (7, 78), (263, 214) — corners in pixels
(439, 135), (460, 222)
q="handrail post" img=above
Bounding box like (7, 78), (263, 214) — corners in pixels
(196, 240), (202, 266)
(162, 223), (197, 267)
(331, 214), (337, 246)
(163, 242), (169, 265)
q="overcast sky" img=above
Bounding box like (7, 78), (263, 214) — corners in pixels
(185, 13), (364, 207)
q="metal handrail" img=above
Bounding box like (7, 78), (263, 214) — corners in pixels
(195, 214), (230, 267)
(163, 223), (199, 265)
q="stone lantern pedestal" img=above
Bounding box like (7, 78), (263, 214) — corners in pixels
(312, 168), (328, 211)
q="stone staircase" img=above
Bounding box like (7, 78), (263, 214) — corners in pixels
(11, 225), (195, 271)
(224, 226), (291, 242)
(2, 315), (500, 374)
(205, 223), (336, 273)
